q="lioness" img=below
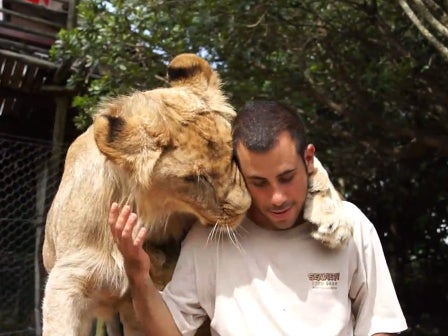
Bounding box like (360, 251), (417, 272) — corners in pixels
(42, 53), (251, 335)
(42, 54), (352, 336)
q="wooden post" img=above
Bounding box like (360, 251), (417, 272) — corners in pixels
(52, 96), (69, 145)
(35, 159), (49, 336)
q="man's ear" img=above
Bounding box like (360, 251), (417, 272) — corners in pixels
(304, 144), (315, 174)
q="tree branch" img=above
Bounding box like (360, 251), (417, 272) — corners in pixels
(412, 0), (448, 39)
(303, 69), (345, 115)
(422, 0), (448, 25)
(398, 0), (448, 61)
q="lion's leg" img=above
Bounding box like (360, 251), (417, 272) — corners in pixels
(104, 315), (123, 336)
(42, 265), (94, 336)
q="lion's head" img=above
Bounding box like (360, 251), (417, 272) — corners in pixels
(93, 54), (251, 234)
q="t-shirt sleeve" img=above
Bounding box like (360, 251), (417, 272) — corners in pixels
(347, 203), (408, 335)
(161, 226), (208, 336)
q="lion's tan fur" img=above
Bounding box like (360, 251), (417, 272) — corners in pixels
(42, 54), (251, 336)
(304, 157), (353, 248)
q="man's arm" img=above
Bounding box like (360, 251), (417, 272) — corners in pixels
(347, 203), (407, 336)
(109, 203), (181, 336)
(128, 272), (181, 336)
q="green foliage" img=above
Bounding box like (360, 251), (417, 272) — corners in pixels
(51, 1), (448, 333)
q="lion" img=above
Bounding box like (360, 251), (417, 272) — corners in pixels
(42, 53), (352, 336)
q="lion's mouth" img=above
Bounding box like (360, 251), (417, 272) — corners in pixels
(197, 210), (245, 230)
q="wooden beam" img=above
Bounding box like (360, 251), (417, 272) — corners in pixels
(0, 84), (75, 97)
(0, 21), (57, 39)
(4, 0), (68, 24)
(0, 26), (55, 47)
(0, 37), (50, 55)
(0, 49), (58, 69)
(41, 84), (76, 96)
(0, 8), (64, 29)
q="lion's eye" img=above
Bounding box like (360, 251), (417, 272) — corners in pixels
(183, 174), (213, 187)
(183, 174), (215, 191)
(184, 175), (196, 183)
(183, 175), (206, 183)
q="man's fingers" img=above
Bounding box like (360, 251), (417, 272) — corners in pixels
(116, 205), (131, 234)
(109, 202), (119, 237)
(109, 203), (136, 244)
(122, 212), (138, 239)
(134, 227), (148, 247)
(109, 204), (147, 256)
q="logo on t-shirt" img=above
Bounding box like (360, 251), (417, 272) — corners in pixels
(308, 272), (340, 289)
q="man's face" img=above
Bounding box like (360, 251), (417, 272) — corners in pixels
(236, 131), (315, 230)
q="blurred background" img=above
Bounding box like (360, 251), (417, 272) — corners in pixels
(0, 1), (447, 335)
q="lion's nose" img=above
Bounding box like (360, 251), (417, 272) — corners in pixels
(224, 185), (251, 214)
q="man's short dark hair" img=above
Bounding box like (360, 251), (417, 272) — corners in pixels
(232, 100), (308, 162)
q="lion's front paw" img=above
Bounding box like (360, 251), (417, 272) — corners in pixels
(304, 157), (353, 249)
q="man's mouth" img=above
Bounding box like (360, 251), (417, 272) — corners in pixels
(270, 206), (292, 217)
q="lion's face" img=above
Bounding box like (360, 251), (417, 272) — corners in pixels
(149, 112), (249, 228)
(93, 54), (251, 230)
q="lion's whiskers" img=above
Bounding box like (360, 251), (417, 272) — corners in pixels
(207, 221), (219, 245)
(226, 225), (243, 252)
(206, 218), (243, 252)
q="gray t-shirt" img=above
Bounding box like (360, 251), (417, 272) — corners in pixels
(162, 201), (407, 335)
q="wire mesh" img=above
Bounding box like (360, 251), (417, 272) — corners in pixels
(0, 133), (66, 336)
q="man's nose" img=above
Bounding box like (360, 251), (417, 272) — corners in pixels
(271, 185), (287, 206)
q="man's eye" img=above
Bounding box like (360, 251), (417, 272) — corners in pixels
(279, 174), (294, 183)
(252, 180), (267, 188)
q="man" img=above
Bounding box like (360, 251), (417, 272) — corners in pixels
(110, 100), (407, 335)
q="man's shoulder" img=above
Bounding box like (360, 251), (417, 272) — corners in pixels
(341, 200), (362, 214)
(183, 222), (212, 245)
(341, 201), (373, 227)
(341, 201), (381, 250)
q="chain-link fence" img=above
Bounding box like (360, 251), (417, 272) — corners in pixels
(0, 133), (66, 336)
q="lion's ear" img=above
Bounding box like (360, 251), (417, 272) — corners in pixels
(304, 157), (353, 248)
(167, 53), (218, 90)
(93, 111), (168, 176)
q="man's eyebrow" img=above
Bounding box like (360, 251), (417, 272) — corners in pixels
(278, 168), (296, 177)
(246, 168), (297, 181)
(246, 175), (266, 181)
